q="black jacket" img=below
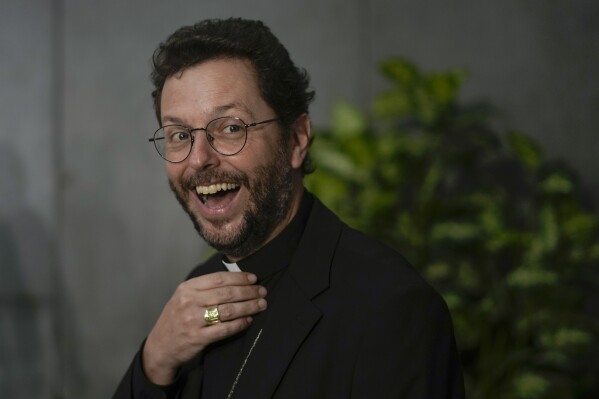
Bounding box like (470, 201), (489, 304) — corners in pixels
(114, 197), (465, 398)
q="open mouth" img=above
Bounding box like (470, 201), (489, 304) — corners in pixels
(195, 183), (241, 207)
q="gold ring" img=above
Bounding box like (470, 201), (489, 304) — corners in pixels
(204, 305), (220, 325)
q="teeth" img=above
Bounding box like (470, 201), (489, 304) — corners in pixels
(195, 183), (239, 195)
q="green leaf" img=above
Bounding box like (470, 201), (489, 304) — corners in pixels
(418, 161), (443, 205)
(457, 262), (478, 289)
(331, 101), (367, 137)
(507, 267), (558, 288)
(373, 90), (412, 118)
(442, 292), (463, 310)
(540, 328), (592, 349)
(427, 70), (464, 106)
(538, 205), (558, 252)
(590, 243), (599, 260)
(379, 58), (419, 85)
(305, 173), (348, 209)
(507, 131), (543, 171)
(563, 213), (598, 241)
(431, 222), (481, 242)
(310, 140), (367, 183)
(540, 172), (573, 194)
(394, 134), (435, 158)
(512, 372), (549, 399)
(425, 262), (451, 280)
(478, 200), (503, 235)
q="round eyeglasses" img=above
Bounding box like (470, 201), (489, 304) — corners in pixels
(149, 116), (278, 163)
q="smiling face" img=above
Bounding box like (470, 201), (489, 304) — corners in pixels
(161, 58), (310, 260)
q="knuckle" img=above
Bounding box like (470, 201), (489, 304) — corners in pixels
(175, 281), (189, 293)
(210, 272), (225, 286)
(216, 323), (235, 339)
(175, 292), (193, 309)
(217, 286), (234, 301)
(181, 312), (196, 327)
(218, 304), (232, 320)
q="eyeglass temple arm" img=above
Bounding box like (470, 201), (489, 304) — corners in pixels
(245, 118), (279, 128)
(148, 135), (194, 143)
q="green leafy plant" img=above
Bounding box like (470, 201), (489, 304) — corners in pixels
(306, 58), (599, 399)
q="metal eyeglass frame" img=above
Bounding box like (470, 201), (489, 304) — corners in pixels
(148, 116), (279, 163)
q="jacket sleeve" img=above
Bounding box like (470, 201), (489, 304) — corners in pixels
(350, 284), (465, 398)
(112, 342), (183, 399)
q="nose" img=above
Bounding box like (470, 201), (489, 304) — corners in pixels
(186, 130), (219, 169)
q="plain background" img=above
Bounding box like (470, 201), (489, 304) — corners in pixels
(1, 1), (598, 398)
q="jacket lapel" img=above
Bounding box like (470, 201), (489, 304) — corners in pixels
(228, 198), (343, 397)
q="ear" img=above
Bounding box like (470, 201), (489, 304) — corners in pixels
(289, 113), (312, 170)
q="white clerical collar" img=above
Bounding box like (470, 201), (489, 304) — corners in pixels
(222, 260), (242, 272)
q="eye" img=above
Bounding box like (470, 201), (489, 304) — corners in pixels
(164, 126), (191, 143)
(173, 131), (190, 142)
(222, 123), (243, 135)
(208, 117), (245, 139)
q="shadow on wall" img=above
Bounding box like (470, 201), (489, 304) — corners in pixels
(0, 143), (63, 398)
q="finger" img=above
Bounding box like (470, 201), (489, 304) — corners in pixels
(203, 317), (256, 341)
(186, 271), (258, 290)
(202, 285), (267, 307)
(212, 298), (268, 323)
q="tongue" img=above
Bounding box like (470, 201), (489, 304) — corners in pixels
(201, 189), (238, 210)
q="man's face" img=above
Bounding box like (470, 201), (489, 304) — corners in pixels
(161, 58), (298, 259)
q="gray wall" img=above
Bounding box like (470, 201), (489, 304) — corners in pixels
(1, 1), (597, 398)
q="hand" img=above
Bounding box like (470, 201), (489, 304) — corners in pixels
(142, 271), (267, 385)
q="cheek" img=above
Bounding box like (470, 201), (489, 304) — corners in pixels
(166, 164), (185, 183)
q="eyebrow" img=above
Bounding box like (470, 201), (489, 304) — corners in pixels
(161, 102), (255, 126)
(213, 102), (254, 117)
(161, 115), (186, 125)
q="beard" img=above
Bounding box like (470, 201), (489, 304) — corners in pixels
(168, 143), (295, 259)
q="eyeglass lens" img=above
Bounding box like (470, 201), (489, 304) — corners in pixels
(153, 117), (247, 162)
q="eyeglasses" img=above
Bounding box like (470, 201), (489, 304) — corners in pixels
(149, 116), (278, 163)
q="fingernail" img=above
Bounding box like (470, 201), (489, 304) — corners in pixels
(259, 287), (267, 296)
(248, 274), (257, 283)
(258, 299), (267, 309)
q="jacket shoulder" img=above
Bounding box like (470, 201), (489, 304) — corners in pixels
(186, 253), (222, 280)
(333, 222), (442, 304)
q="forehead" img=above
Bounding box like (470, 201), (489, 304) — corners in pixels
(160, 58), (268, 123)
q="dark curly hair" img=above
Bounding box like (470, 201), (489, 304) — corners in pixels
(151, 18), (315, 174)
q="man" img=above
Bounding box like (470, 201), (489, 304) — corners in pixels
(114, 18), (464, 398)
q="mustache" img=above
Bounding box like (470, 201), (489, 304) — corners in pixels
(181, 169), (250, 189)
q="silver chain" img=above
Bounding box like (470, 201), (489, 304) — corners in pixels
(226, 328), (263, 399)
